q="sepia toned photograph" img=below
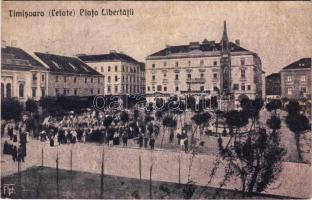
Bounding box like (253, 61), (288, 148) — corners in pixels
(1, 1), (311, 199)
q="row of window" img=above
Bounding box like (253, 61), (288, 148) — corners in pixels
(287, 87), (307, 95)
(286, 75), (307, 83)
(107, 75), (141, 83)
(55, 88), (102, 96)
(95, 65), (141, 74)
(107, 85), (144, 93)
(147, 85), (179, 92)
(55, 75), (103, 84)
(151, 58), (246, 68)
(150, 70), (246, 81)
(32, 73), (45, 82)
(233, 84), (251, 91)
(146, 84), (251, 92)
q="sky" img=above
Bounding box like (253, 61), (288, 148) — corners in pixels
(2, 1), (312, 75)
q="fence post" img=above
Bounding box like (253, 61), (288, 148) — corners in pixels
(178, 154), (181, 185)
(100, 146), (104, 199)
(56, 149), (59, 198)
(139, 155), (142, 180)
(149, 165), (152, 199)
(17, 161), (21, 198)
(41, 148), (44, 170)
(70, 149), (72, 172)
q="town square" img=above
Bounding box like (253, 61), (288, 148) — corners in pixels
(1, 1), (311, 199)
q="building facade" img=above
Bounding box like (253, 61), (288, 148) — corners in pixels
(265, 73), (281, 97)
(78, 51), (145, 95)
(34, 52), (104, 97)
(280, 58), (311, 100)
(1, 44), (49, 101)
(145, 22), (264, 102)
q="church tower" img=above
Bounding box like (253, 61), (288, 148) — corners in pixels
(220, 21), (232, 96)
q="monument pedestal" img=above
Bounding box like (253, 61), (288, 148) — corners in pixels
(218, 96), (235, 111)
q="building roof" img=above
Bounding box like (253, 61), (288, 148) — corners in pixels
(282, 58), (311, 70)
(266, 73), (280, 79)
(1, 46), (47, 71)
(78, 52), (141, 65)
(34, 52), (102, 76)
(147, 41), (250, 58)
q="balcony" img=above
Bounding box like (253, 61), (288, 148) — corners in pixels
(162, 79), (168, 85)
(186, 78), (206, 84)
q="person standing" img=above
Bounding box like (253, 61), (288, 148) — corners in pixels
(122, 129), (128, 147)
(149, 132), (155, 150)
(138, 128), (143, 148)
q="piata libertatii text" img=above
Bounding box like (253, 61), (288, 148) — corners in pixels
(8, 8), (135, 18)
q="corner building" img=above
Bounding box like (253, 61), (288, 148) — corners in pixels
(145, 22), (264, 103)
(78, 51), (145, 96)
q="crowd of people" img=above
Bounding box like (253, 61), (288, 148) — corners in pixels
(37, 110), (169, 150)
(2, 121), (28, 162)
(1, 108), (196, 158)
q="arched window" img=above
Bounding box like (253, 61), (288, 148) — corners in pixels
(19, 83), (24, 97)
(6, 83), (11, 98)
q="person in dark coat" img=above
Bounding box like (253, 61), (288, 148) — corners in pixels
(122, 130), (128, 147)
(8, 125), (13, 141)
(184, 137), (189, 153)
(12, 146), (17, 162)
(169, 129), (174, 143)
(138, 130), (144, 148)
(50, 137), (54, 147)
(149, 133), (155, 150)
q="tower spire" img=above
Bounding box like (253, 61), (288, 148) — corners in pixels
(222, 20), (228, 41)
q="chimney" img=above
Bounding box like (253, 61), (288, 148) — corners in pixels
(109, 50), (117, 53)
(235, 39), (240, 46)
(1, 40), (6, 48)
(11, 40), (17, 47)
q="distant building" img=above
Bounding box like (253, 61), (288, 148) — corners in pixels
(280, 58), (311, 99)
(78, 51), (145, 95)
(34, 52), (104, 97)
(265, 73), (281, 97)
(145, 21), (264, 102)
(1, 44), (48, 101)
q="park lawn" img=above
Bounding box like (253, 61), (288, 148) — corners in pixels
(1, 167), (289, 199)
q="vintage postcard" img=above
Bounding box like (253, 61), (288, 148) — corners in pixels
(1, 1), (311, 199)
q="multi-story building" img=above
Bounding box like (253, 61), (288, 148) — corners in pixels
(265, 73), (281, 97)
(34, 52), (104, 97)
(1, 43), (49, 101)
(78, 51), (145, 95)
(145, 21), (264, 102)
(280, 58), (311, 99)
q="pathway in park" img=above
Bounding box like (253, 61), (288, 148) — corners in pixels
(1, 138), (311, 198)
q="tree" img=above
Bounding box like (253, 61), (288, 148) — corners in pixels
(266, 115), (281, 134)
(1, 98), (23, 121)
(26, 98), (38, 114)
(224, 110), (249, 148)
(191, 112), (211, 141)
(210, 127), (286, 196)
(286, 100), (300, 115)
(285, 113), (311, 162)
(265, 99), (282, 114)
(240, 98), (263, 131)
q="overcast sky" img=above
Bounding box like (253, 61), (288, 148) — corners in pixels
(2, 1), (312, 75)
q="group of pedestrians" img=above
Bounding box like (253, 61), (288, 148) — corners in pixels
(37, 110), (161, 150)
(2, 121), (28, 162)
